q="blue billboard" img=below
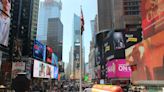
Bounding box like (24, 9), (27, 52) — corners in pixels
(33, 40), (46, 61)
(52, 53), (58, 66)
(54, 66), (58, 79)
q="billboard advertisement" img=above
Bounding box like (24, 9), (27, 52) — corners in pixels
(113, 32), (125, 50)
(52, 53), (58, 66)
(0, 0), (11, 46)
(33, 40), (46, 61)
(54, 66), (58, 79)
(103, 31), (114, 62)
(58, 61), (64, 73)
(12, 62), (25, 79)
(141, 0), (164, 39)
(106, 59), (131, 78)
(106, 61), (116, 78)
(96, 30), (111, 66)
(125, 28), (142, 48)
(115, 59), (131, 78)
(46, 46), (53, 64)
(103, 31), (126, 62)
(126, 31), (164, 81)
(33, 59), (55, 78)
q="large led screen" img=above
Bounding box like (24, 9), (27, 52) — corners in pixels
(33, 40), (46, 61)
(46, 46), (53, 64)
(33, 60), (55, 78)
(106, 59), (131, 78)
(52, 53), (58, 66)
(125, 29), (142, 48)
(54, 66), (58, 79)
(141, 0), (164, 39)
(0, 0), (11, 46)
(103, 31), (114, 62)
(113, 32), (125, 50)
(126, 31), (164, 81)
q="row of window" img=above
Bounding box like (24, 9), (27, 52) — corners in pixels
(124, 6), (139, 10)
(124, 11), (140, 15)
(123, 1), (140, 6)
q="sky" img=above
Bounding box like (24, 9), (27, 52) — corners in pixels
(61, 0), (97, 65)
(40, 0), (97, 66)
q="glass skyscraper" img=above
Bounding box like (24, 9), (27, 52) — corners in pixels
(37, 0), (62, 43)
(71, 14), (85, 79)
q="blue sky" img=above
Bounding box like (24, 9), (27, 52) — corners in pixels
(61, 0), (97, 65)
(40, 0), (97, 65)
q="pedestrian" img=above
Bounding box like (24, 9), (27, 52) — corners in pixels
(12, 72), (30, 92)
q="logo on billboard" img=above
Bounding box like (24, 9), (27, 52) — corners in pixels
(125, 34), (138, 43)
(118, 64), (131, 72)
(107, 62), (116, 73)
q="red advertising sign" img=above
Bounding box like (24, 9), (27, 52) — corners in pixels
(126, 31), (164, 81)
(141, 0), (164, 39)
(46, 46), (53, 63)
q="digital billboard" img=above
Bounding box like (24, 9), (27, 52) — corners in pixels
(52, 53), (58, 66)
(12, 62), (25, 79)
(0, 0), (11, 46)
(125, 28), (142, 48)
(141, 0), (164, 39)
(126, 31), (164, 81)
(33, 59), (55, 78)
(54, 66), (58, 79)
(103, 31), (114, 62)
(106, 59), (131, 78)
(33, 40), (46, 61)
(46, 46), (53, 64)
(106, 61), (116, 78)
(58, 61), (64, 73)
(113, 32), (125, 50)
(115, 59), (131, 78)
(103, 30), (126, 62)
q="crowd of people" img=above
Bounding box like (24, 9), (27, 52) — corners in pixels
(11, 75), (89, 92)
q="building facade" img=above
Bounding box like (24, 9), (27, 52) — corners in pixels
(97, 0), (141, 84)
(71, 14), (85, 79)
(10, 0), (39, 57)
(47, 18), (63, 61)
(88, 17), (98, 81)
(97, 0), (141, 31)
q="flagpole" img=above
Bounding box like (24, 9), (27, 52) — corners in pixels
(80, 29), (82, 92)
(80, 5), (84, 92)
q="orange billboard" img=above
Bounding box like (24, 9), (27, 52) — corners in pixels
(141, 0), (164, 39)
(126, 31), (164, 81)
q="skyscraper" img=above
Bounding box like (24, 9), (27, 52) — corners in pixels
(97, 0), (141, 31)
(71, 14), (85, 79)
(10, 0), (39, 57)
(37, 0), (62, 44)
(47, 18), (63, 61)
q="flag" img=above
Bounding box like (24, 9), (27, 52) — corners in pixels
(80, 7), (84, 35)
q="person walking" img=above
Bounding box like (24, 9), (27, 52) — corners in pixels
(12, 72), (30, 92)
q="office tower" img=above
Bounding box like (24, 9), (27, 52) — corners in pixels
(47, 18), (63, 61)
(37, 0), (62, 44)
(71, 14), (85, 79)
(10, 0), (39, 57)
(123, 0), (141, 30)
(97, 0), (141, 31)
